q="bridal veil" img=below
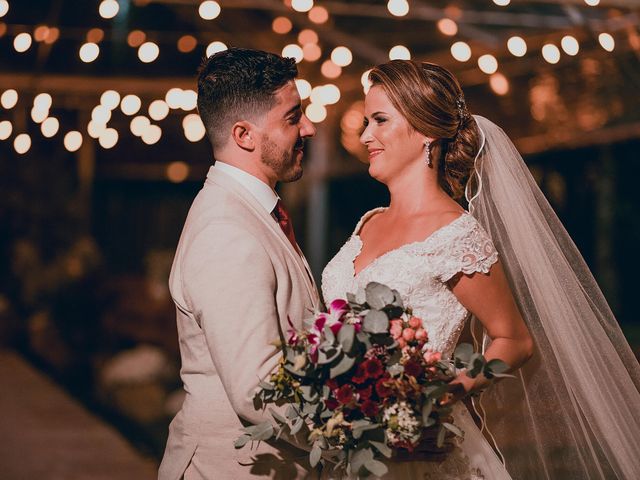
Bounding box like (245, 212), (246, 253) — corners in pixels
(466, 115), (640, 479)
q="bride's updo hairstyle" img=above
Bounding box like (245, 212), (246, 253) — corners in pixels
(368, 60), (479, 201)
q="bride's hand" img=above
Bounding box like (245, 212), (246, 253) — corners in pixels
(393, 420), (456, 463)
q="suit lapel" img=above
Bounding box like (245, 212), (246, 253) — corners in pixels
(206, 168), (319, 308)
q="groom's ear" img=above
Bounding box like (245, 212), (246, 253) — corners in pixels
(231, 120), (256, 151)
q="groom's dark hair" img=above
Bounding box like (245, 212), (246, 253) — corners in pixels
(197, 47), (298, 151)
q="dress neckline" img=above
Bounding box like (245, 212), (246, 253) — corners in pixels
(351, 208), (469, 278)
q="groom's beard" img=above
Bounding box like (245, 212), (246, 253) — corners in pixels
(260, 135), (303, 183)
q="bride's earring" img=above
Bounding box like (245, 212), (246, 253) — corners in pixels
(424, 140), (432, 167)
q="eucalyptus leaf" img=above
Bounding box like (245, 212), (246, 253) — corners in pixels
(338, 324), (355, 352)
(234, 434), (251, 449)
(317, 347), (340, 365)
(258, 380), (274, 390)
(269, 408), (287, 424)
(364, 459), (389, 477)
(454, 343), (473, 364)
(363, 310), (389, 334)
(365, 282), (395, 309)
(330, 354), (355, 378)
(467, 353), (486, 377)
(310, 442), (322, 468)
(436, 426), (446, 448)
(244, 421), (274, 441)
(286, 404), (300, 420)
(350, 447), (374, 473)
(443, 422), (464, 438)
(369, 440), (392, 458)
(355, 287), (367, 305)
(423, 384), (447, 399)
(391, 289), (404, 308)
(485, 358), (511, 379)
(421, 402), (433, 424)
(323, 325), (336, 343)
(290, 417), (304, 435)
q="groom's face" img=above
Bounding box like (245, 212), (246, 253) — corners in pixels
(258, 81), (316, 183)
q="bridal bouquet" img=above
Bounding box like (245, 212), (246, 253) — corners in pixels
(235, 282), (509, 477)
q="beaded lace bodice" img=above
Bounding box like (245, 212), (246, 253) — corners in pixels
(322, 208), (499, 358)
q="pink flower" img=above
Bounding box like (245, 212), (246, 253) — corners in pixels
(423, 350), (442, 365)
(390, 322), (403, 339)
(329, 298), (349, 316)
(415, 328), (428, 342)
(408, 316), (423, 329)
(402, 328), (415, 342)
(397, 337), (407, 349)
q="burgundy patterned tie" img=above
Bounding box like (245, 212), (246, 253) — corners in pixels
(273, 199), (298, 252)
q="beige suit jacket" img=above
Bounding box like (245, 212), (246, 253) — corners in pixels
(158, 166), (320, 479)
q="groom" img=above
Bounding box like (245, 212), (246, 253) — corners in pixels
(158, 48), (320, 479)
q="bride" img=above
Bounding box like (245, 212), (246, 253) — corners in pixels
(321, 60), (640, 479)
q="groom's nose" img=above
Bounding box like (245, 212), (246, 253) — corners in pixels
(299, 114), (316, 138)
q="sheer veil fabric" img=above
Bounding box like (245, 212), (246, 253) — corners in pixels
(466, 115), (640, 479)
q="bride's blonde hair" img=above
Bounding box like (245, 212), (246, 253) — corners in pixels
(368, 60), (479, 201)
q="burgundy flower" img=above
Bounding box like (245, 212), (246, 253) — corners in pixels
(357, 385), (373, 401)
(326, 378), (339, 391)
(361, 400), (379, 417)
(364, 358), (384, 379)
(351, 363), (368, 384)
(404, 360), (424, 378)
(326, 397), (339, 410)
(375, 378), (393, 398)
(330, 322), (343, 336)
(336, 385), (355, 405)
(329, 298), (349, 316)
(314, 315), (327, 332)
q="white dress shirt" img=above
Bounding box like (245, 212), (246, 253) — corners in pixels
(213, 161), (278, 214)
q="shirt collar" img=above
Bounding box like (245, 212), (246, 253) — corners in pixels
(212, 161), (279, 213)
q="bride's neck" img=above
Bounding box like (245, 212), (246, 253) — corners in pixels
(386, 167), (449, 215)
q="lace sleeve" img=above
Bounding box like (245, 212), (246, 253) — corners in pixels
(434, 216), (499, 283)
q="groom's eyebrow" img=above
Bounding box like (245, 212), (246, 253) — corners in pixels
(284, 102), (302, 118)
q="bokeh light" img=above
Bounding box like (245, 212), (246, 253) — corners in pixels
(387, 0), (409, 17)
(292, 0), (314, 13)
(100, 90), (121, 110)
(320, 60), (341, 79)
(599, 33), (615, 51)
(305, 103), (327, 123)
(14, 133), (31, 154)
(198, 1), (221, 20)
(99, 128), (119, 149)
(331, 46), (353, 67)
(167, 161), (190, 183)
(308, 6), (329, 24)
(0, 1), (8, 18)
(64, 131), (83, 152)
(478, 54), (498, 74)
(41, 117), (60, 138)
(282, 44), (304, 63)
(99, 0), (120, 19)
(178, 35), (197, 53)
(272, 17), (292, 34)
(141, 124), (162, 145)
(507, 36), (527, 57)
(437, 19), (458, 36)
(489, 73), (509, 95)
(206, 41), (227, 57)
(130, 116), (151, 136)
(149, 99), (170, 120)
(138, 42), (159, 63)
(450, 41), (472, 62)
(79, 42), (100, 63)
(127, 30), (146, 48)
(389, 45), (411, 60)
(302, 43), (322, 62)
(0, 120), (12, 140)
(1, 89), (18, 109)
(295, 79), (312, 100)
(14, 32), (32, 53)
(121, 94), (142, 115)
(561, 35), (580, 56)
(542, 44), (561, 64)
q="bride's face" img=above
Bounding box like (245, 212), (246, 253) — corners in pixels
(360, 85), (426, 183)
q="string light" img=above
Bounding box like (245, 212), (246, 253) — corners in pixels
(308, 6), (329, 24)
(14, 133), (31, 154)
(0, 120), (12, 140)
(295, 79), (312, 100)
(272, 17), (292, 34)
(450, 41), (472, 62)
(387, 0), (409, 17)
(361, 70), (372, 94)
(141, 124), (162, 145)
(149, 100), (170, 120)
(305, 103), (327, 123)
(0, 1), (8, 18)
(198, 1), (221, 20)
(489, 73), (509, 95)
(320, 60), (341, 79)
(127, 30), (146, 48)
(99, 0), (120, 19)
(100, 90), (121, 110)
(478, 54), (498, 74)
(99, 128), (118, 149)
(389, 45), (411, 60)
(298, 29), (318, 46)
(167, 161), (190, 183)
(561, 35), (580, 56)
(64, 131), (83, 152)
(302, 43), (322, 62)
(598, 33), (615, 51)
(282, 44), (304, 63)
(130, 116), (150, 136)
(331, 46), (353, 67)
(437, 19), (458, 36)
(121, 94), (142, 115)
(178, 35), (197, 53)
(1, 89), (18, 109)
(206, 41), (227, 57)
(138, 42), (159, 63)
(542, 44), (561, 64)
(507, 36), (527, 57)
(291, 0), (314, 13)
(183, 114), (206, 142)
(79, 42), (100, 63)
(41, 117), (59, 138)
(14, 32), (32, 52)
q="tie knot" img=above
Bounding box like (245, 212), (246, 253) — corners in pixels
(273, 199), (290, 224)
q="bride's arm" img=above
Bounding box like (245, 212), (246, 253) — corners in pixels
(447, 259), (534, 395)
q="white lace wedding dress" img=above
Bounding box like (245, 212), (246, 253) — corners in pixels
(321, 207), (513, 480)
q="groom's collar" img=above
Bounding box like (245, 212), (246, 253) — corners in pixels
(208, 162), (279, 214)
